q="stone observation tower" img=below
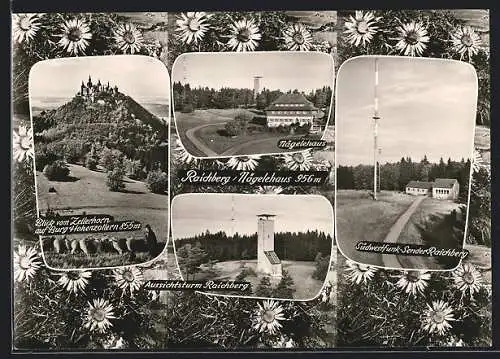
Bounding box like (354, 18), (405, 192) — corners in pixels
(256, 214), (282, 277)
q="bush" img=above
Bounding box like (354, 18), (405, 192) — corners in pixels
(180, 102), (194, 113)
(99, 147), (123, 171)
(106, 165), (125, 192)
(35, 146), (61, 171)
(146, 169), (168, 194)
(125, 158), (144, 180)
(64, 140), (87, 164)
(312, 253), (330, 280)
(43, 160), (70, 181)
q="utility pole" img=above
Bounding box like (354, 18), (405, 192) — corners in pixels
(373, 58), (380, 201)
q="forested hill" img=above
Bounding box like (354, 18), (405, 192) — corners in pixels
(33, 90), (168, 172)
(34, 90), (166, 132)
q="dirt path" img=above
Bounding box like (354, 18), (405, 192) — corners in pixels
(381, 196), (425, 269)
(184, 123), (222, 157)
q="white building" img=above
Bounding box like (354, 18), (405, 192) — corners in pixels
(265, 93), (317, 128)
(256, 214), (282, 277)
(405, 178), (459, 200)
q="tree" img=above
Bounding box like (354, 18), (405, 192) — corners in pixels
(176, 243), (208, 280)
(272, 270), (296, 299)
(255, 276), (273, 297)
(312, 252), (330, 280)
(106, 162), (125, 192)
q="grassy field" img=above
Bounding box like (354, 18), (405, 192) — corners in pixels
(336, 190), (415, 267)
(174, 109), (241, 156)
(183, 259), (325, 300)
(192, 121), (286, 155)
(36, 164), (168, 268)
(174, 108), (322, 156)
(398, 198), (464, 269)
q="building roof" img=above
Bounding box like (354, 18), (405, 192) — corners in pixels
(257, 214), (276, 217)
(265, 93), (317, 112)
(406, 181), (433, 189)
(433, 178), (458, 188)
(264, 251), (281, 265)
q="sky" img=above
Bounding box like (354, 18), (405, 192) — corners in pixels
(336, 56), (477, 166)
(29, 55), (170, 106)
(171, 194), (334, 240)
(171, 52), (334, 93)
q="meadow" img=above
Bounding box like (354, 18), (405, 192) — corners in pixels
(36, 164), (169, 268)
(174, 109), (318, 156)
(184, 259), (325, 300)
(335, 190), (415, 267)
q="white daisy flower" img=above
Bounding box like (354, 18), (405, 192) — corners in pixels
(13, 245), (42, 282)
(114, 23), (144, 54)
(57, 270), (92, 294)
(283, 23), (313, 51)
(396, 270), (431, 296)
(226, 155), (260, 171)
(227, 18), (261, 52)
(451, 26), (481, 61)
(113, 267), (144, 294)
(394, 21), (430, 56)
(472, 149), (485, 173)
(283, 150), (313, 171)
(422, 300), (455, 335)
(12, 125), (34, 163)
(12, 13), (42, 44)
(173, 139), (198, 165)
(344, 259), (377, 285)
(252, 300), (286, 335)
(57, 18), (92, 55)
(175, 12), (210, 45)
(343, 11), (381, 47)
(452, 262), (483, 297)
(84, 298), (116, 333)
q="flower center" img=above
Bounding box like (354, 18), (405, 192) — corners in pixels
(91, 308), (106, 322)
(68, 271), (81, 280)
(431, 311), (445, 324)
(357, 264), (370, 272)
(461, 34), (473, 47)
(357, 21), (369, 34)
(68, 27), (82, 42)
(122, 270), (135, 282)
(262, 310), (276, 323)
(237, 28), (251, 43)
(407, 272), (420, 283)
(292, 153), (305, 163)
(123, 31), (136, 44)
(240, 157), (251, 163)
(405, 30), (419, 45)
(20, 136), (32, 150)
(292, 32), (305, 44)
(462, 272), (475, 285)
(19, 256), (31, 270)
(19, 17), (32, 31)
(188, 19), (201, 32)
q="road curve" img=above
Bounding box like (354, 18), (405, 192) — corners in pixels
(381, 196), (425, 269)
(184, 123), (223, 157)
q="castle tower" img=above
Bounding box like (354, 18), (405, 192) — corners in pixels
(257, 214), (282, 277)
(97, 79), (102, 92)
(87, 75), (92, 89)
(80, 81), (85, 96)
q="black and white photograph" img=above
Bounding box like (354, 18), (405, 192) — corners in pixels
(29, 55), (170, 269)
(335, 56), (477, 270)
(171, 51), (334, 157)
(171, 194), (334, 300)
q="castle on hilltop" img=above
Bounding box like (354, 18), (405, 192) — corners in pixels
(78, 75), (119, 103)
